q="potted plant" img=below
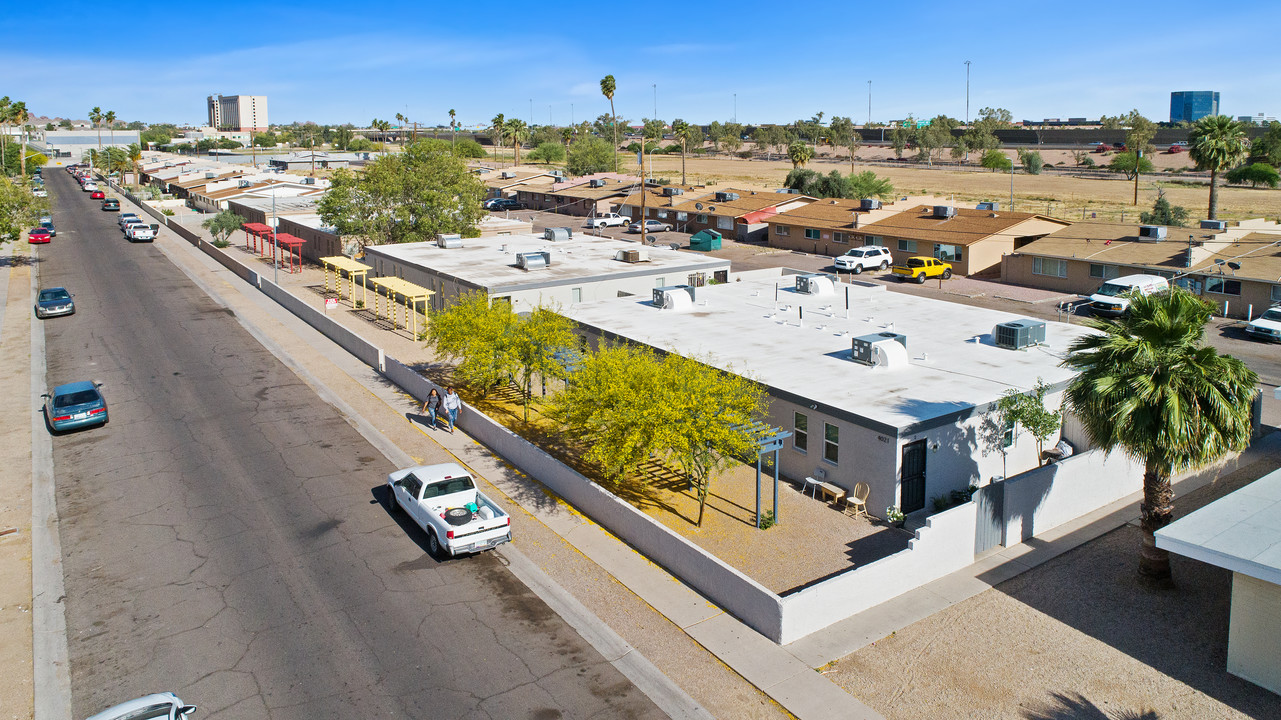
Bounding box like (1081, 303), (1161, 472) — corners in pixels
(886, 505), (905, 529)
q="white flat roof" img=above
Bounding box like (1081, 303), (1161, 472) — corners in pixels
(1156, 468), (1281, 586)
(364, 234), (729, 293)
(562, 275), (1096, 433)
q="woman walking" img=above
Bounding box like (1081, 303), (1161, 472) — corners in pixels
(443, 387), (461, 433)
(422, 388), (440, 429)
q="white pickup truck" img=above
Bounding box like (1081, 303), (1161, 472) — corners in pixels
(585, 212), (630, 229)
(386, 463), (512, 558)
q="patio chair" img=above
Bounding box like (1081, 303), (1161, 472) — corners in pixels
(843, 482), (870, 518)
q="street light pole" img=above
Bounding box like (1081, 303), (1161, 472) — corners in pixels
(964, 60), (971, 124)
(272, 183), (278, 285)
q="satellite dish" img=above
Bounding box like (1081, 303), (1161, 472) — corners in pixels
(708, 206), (716, 212)
(695, 203), (703, 210)
(1215, 259), (1226, 265)
(1228, 261), (1241, 270)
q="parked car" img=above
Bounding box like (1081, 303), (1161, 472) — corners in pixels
(118, 212), (140, 228)
(39, 220), (56, 237)
(484, 197), (525, 211)
(585, 212), (630, 228)
(834, 246), (893, 274)
(84, 693), (196, 720)
(1111, 142), (1128, 151)
(28, 227), (52, 244)
(627, 219), (672, 233)
(34, 287), (75, 318)
(126, 224), (155, 242)
(891, 256), (952, 283)
(101, 198), (120, 211)
(1087, 274), (1169, 316)
(83, 181), (98, 192)
(32, 187), (48, 198)
(1246, 306), (1281, 342)
(386, 462), (512, 558)
(42, 380), (108, 432)
(90, 190), (105, 199)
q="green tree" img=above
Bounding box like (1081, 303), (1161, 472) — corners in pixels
(507, 307), (577, 420)
(1189, 115), (1251, 220)
(1140, 191), (1189, 226)
(672, 119), (695, 185)
(1226, 162), (1280, 188)
(317, 139), (487, 252)
(333, 124), (354, 150)
(1019, 149), (1044, 175)
(889, 126), (911, 158)
(45, 122), (54, 131)
(976, 107), (1013, 126)
(89, 106), (103, 156)
(425, 291), (516, 395)
(567, 136), (614, 176)
(1123, 110), (1157, 155)
(253, 132), (278, 148)
(993, 379), (1062, 469)
(348, 137), (374, 152)
(104, 110), (117, 151)
(1062, 287), (1258, 581)
(600, 74), (618, 172)
(201, 209), (244, 244)
(448, 108), (457, 150)
(527, 141), (566, 164)
(1108, 151), (1154, 180)
(0, 175), (47, 243)
(489, 113), (506, 164)
(505, 118), (530, 165)
(787, 141), (814, 169)
(980, 149), (1012, 172)
(454, 138), (487, 158)
(1246, 121), (1281, 166)
(846, 170), (894, 200)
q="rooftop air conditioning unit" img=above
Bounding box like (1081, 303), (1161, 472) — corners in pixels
(302, 177), (315, 185)
(615, 249), (650, 263)
(588, 178), (606, 188)
(544, 227), (572, 241)
(860, 198), (882, 210)
(1200, 219), (1227, 230)
(794, 273), (836, 295)
(933, 205), (957, 219)
(652, 285), (695, 310)
(237, 179), (251, 188)
(550, 169), (564, 177)
(516, 251), (551, 270)
(976, 201), (999, 211)
(714, 191), (740, 202)
(437, 234), (462, 249)
(500, 171), (514, 179)
(993, 319), (1046, 350)
(662, 187), (683, 196)
(1138, 225), (1167, 241)
(205, 172), (217, 179)
(851, 332), (908, 366)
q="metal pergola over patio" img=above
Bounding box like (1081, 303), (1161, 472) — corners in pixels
(735, 422), (792, 529)
(319, 256), (370, 307)
(368, 276), (434, 337)
(272, 233), (306, 274)
(242, 222), (273, 255)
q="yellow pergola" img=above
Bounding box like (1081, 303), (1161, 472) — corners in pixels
(319, 256), (371, 307)
(369, 276), (434, 337)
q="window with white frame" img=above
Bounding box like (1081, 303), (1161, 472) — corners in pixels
(1205, 277), (1241, 295)
(1089, 263), (1120, 279)
(677, 212), (688, 221)
(775, 225), (790, 236)
(1002, 418), (1015, 448)
(805, 228), (821, 240)
(897, 239), (917, 252)
(823, 422), (839, 463)
(717, 216), (734, 230)
(571, 287), (582, 303)
(794, 412), (808, 452)
(655, 277), (666, 287)
(1033, 257), (1068, 277)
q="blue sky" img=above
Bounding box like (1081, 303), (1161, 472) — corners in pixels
(6, 1), (1277, 128)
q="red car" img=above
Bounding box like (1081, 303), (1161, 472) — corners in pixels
(28, 227), (52, 244)
(90, 190), (105, 199)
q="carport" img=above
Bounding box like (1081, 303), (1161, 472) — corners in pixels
(271, 233), (306, 274)
(242, 222), (273, 255)
(368, 277), (434, 337)
(320, 256), (371, 307)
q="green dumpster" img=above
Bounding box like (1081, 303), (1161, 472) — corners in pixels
(690, 229), (722, 251)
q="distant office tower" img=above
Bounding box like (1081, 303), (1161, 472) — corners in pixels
(1170, 91), (1220, 123)
(206, 94), (269, 132)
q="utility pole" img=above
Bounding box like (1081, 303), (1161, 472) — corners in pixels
(964, 60), (971, 124)
(733, 93), (736, 123)
(1010, 152), (1015, 210)
(653, 84), (657, 119)
(867, 81), (872, 125)
(1134, 149), (1142, 205)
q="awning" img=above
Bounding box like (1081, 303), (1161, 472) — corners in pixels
(740, 207), (779, 225)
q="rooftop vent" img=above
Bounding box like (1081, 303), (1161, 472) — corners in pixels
(653, 285), (695, 310)
(993, 319), (1046, 350)
(544, 227), (572, 241)
(500, 171), (515, 179)
(662, 186), (684, 196)
(851, 332), (907, 367)
(615, 248), (650, 263)
(932, 205), (957, 219)
(302, 177), (316, 185)
(437, 234), (462, 248)
(588, 178), (606, 188)
(549, 169), (564, 177)
(205, 172), (217, 179)
(1200, 219), (1227, 230)
(794, 273), (836, 295)
(516, 251), (551, 270)
(976, 201), (999, 211)
(860, 198), (882, 210)
(714, 191), (741, 202)
(1138, 225), (1167, 242)
(237, 179), (251, 188)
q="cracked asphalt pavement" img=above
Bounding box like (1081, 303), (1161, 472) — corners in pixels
(40, 171), (661, 719)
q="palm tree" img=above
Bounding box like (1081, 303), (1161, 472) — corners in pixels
(0, 96), (11, 173)
(490, 114), (506, 165)
(89, 107), (103, 158)
(395, 113), (407, 149)
(600, 74), (617, 172)
(1188, 115), (1250, 220)
(787, 141), (814, 169)
(104, 110), (117, 150)
(1062, 287), (1257, 581)
(127, 142), (142, 189)
(672, 119), (696, 186)
(10, 101), (29, 178)
(448, 108), (457, 150)
(505, 118), (529, 166)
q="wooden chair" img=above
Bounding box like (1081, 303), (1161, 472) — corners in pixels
(843, 482), (870, 518)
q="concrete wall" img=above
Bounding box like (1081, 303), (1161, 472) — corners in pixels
(259, 279), (383, 370)
(1001, 447), (1143, 545)
(778, 500), (978, 644)
(1228, 572), (1281, 695)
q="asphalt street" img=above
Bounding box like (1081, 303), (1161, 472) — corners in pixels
(38, 171), (661, 719)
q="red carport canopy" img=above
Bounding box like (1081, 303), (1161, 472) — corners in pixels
(242, 222), (274, 255)
(272, 233), (306, 274)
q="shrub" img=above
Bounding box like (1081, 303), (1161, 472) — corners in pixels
(454, 138), (487, 158)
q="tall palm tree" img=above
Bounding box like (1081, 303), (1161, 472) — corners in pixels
(672, 119), (695, 186)
(0, 96), (11, 173)
(600, 75), (617, 172)
(505, 118), (529, 166)
(1188, 115), (1250, 220)
(89, 107), (103, 158)
(787, 141), (814, 169)
(490, 114), (506, 165)
(395, 112), (407, 149)
(448, 108), (457, 150)
(11, 101), (29, 178)
(104, 110), (117, 150)
(1062, 287), (1257, 581)
(127, 142), (142, 189)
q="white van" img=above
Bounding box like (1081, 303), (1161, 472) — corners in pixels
(1088, 274), (1169, 316)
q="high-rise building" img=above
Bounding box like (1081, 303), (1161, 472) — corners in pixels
(1170, 91), (1220, 124)
(206, 94), (269, 132)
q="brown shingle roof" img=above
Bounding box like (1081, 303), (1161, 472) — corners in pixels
(764, 198), (869, 230)
(854, 205), (1067, 246)
(1011, 222), (1231, 270)
(668, 188), (814, 218)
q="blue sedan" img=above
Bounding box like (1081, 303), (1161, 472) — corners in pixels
(43, 381), (108, 432)
(34, 287), (75, 318)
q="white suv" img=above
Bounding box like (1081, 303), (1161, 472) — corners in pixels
(834, 246), (892, 274)
(1246, 306), (1281, 342)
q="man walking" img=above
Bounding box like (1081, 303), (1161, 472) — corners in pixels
(443, 387), (461, 434)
